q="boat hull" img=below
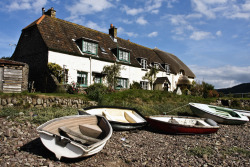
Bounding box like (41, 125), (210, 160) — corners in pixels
(37, 115), (112, 160)
(146, 116), (219, 134)
(79, 106), (147, 131)
(189, 103), (249, 125)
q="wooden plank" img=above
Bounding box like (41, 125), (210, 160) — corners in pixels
(4, 68), (22, 72)
(3, 85), (22, 89)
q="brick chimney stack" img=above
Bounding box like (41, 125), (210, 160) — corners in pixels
(43, 7), (56, 18)
(109, 24), (117, 39)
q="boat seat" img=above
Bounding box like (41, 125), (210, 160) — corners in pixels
(102, 111), (114, 121)
(58, 126), (101, 145)
(124, 111), (141, 123)
(79, 124), (103, 138)
(195, 121), (205, 126)
(168, 118), (179, 124)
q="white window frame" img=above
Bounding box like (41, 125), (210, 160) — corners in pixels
(82, 40), (98, 55)
(118, 50), (130, 62)
(141, 59), (147, 70)
(140, 81), (148, 90)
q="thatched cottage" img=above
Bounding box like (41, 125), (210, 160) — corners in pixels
(12, 8), (195, 92)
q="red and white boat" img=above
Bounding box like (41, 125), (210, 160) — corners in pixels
(145, 115), (219, 134)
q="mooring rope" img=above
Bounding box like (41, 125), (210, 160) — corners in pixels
(163, 103), (190, 115)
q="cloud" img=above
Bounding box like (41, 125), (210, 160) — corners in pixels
(85, 21), (107, 33)
(190, 31), (212, 40)
(122, 0), (164, 15)
(121, 5), (143, 16)
(5, 0), (47, 13)
(148, 31), (158, 37)
(136, 16), (148, 25)
(191, 0), (250, 20)
(67, 0), (113, 16)
(118, 27), (138, 38)
(216, 30), (222, 36)
(190, 65), (250, 88)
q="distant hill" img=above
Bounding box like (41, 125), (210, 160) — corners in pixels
(216, 83), (250, 94)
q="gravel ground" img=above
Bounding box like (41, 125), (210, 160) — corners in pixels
(0, 116), (249, 167)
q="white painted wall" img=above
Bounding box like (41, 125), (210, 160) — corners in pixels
(48, 51), (193, 91)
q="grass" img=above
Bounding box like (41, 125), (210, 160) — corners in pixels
(0, 107), (78, 124)
(0, 91), (90, 100)
(223, 147), (250, 158)
(187, 146), (214, 158)
(187, 146), (250, 159)
(99, 89), (216, 116)
(0, 89), (248, 124)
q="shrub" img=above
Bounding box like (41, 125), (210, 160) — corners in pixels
(130, 81), (141, 89)
(67, 82), (80, 94)
(85, 83), (109, 101)
(48, 63), (63, 83)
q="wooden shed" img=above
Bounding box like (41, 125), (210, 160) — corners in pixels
(0, 59), (29, 93)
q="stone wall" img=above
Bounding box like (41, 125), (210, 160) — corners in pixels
(215, 99), (250, 108)
(0, 96), (97, 109)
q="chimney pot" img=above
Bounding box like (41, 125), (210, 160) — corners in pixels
(109, 24), (117, 39)
(44, 7), (56, 18)
(42, 7), (45, 15)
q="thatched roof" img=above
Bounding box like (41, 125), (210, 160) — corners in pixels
(177, 75), (191, 85)
(20, 12), (195, 78)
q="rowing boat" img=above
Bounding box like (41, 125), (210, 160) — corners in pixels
(37, 115), (112, 160)
(145, 115), (219, 134)
(189, 103), (249, 125)
(78, 106), (147, 131)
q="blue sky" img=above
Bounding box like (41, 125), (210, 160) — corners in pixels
(0, 0), (250, 89)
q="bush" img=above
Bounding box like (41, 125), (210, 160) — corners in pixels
(67, 82), (80, 94)
(85, 83), (109, 101)
(130, 81), (141, 89)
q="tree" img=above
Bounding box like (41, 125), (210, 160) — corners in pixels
(142, 67), (159, 90)
(102, 63), (122, 89)
(48, 63), (63, 83)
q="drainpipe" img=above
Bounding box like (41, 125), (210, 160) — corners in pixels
(89, 57), (92, 85)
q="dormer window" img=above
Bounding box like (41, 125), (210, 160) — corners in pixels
(153, 63), (159, 69)
(83, 41), (98, 55)
(76, 37), (98, 55)
(165, 64), (170, 74)
(118, 49), (130, 62)
(141, 59), (147, 70)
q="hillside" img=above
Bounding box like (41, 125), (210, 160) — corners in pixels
(216, 83), (250, 94)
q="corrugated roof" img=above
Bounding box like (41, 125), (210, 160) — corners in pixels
(0, 59), (26, 66)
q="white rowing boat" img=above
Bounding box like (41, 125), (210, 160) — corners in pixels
(189, 103), (249, 125)
(37, 115), (112, 160)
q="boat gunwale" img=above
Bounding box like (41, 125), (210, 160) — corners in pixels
(82, 106), (148, 125)
(146, 115), (219, 129)
(189, 103), (249, 121)
(37, 115), (113, 152)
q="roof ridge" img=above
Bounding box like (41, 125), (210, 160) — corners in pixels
(23, 15), (45, 30)
(46, 16), (154, 51)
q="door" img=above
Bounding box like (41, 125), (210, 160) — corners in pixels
(0, 67), (3, 91)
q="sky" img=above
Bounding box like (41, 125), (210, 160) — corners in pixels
(0, 0), (250, 89)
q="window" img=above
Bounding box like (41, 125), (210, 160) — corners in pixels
(165, 64), (170, 74)
(77, 71), (88, 87)
(154, 63), (159, 69)
(116, 78), (128, 89)
(141, 59), (147, 70)
(118, 50), (130, 62)
(140, 81), (148, 90)
(94, 76), (102, 84)
(82, 41), (98, 55)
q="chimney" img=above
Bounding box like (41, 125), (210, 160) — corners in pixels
(44, 7), (56, 18)
(109, 24), (117, 39)
(42, 7), (45, 15)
